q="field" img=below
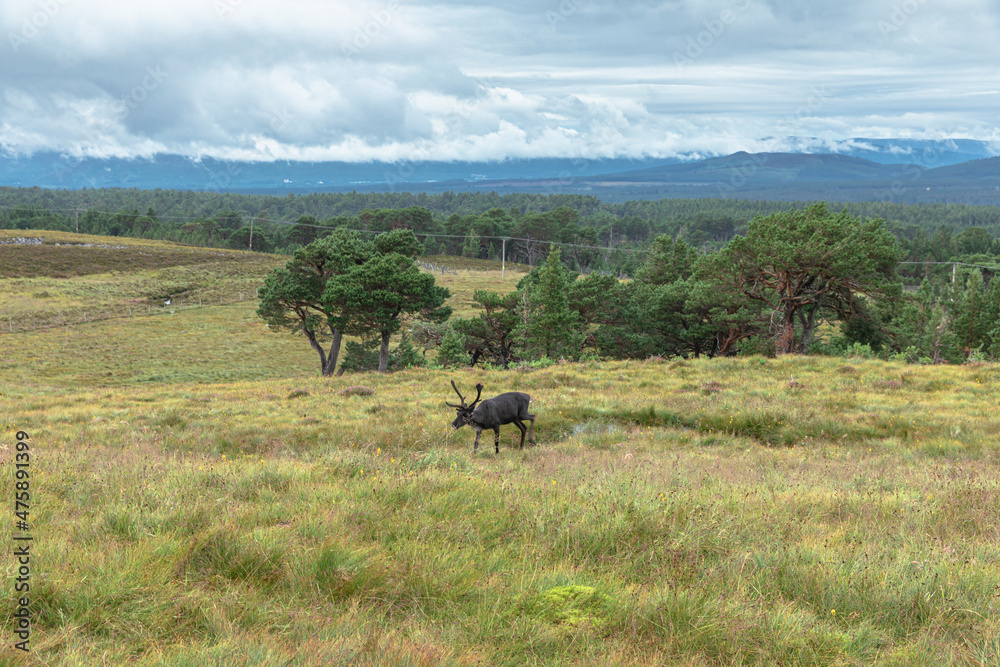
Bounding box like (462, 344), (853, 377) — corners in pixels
(2, 234), (1000, 666)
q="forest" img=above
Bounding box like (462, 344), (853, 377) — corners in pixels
(4, 187), (1000, 366)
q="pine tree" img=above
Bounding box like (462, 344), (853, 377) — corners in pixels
(437, 327), (469, 368)
(462, 232), (481, 259)
(517, 248), (583, 360)
(984, 276), (1000, 359)
(952, 269), (989, 357)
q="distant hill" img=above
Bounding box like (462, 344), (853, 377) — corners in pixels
(0, 152), (677, 191)
(786, 137), (996, 168)
(1, 139), (997, 205)
(571, 152), (920, 185)
(922, 156), (1000, 181)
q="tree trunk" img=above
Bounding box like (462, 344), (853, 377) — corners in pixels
(796, 303), (820, 354)
(378, 330), (391, 373)
(778, 307), (797, 355)
(305, 325), (344, 376)
(304, 327), (328, 375)
(323, 330), (343, 376)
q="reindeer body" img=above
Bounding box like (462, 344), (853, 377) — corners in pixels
(447, 382), (536, 454)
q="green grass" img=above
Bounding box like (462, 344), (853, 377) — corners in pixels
(0, 229), (285, 331)
(1, 234), (999, 665)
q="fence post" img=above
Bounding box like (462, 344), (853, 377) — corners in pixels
(83, 311), (86, 323)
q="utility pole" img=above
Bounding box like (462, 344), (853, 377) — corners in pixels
(75, 209), (79, 233)
(248, 216), (254, 251)
(501, 238), (506, 278)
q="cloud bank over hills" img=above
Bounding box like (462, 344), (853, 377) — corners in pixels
(2, 1), (999, 163)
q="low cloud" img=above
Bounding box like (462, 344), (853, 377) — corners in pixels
(2, 0), (998, 161)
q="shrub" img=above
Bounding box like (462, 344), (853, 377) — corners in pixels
(436, 327), (469, 368)
(738, 335), (776, 358)
(339, 333), (427, 373)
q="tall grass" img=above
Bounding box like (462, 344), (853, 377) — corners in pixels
(1, 234), (998, 664)
(2, 356), (999, 665)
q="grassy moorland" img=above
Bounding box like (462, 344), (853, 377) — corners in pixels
(1, 236), (999, 666)
(0, 230), (284, 342)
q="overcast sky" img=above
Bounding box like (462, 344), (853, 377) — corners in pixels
(2, 0), (999, 162)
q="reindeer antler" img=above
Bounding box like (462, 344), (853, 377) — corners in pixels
(445, 380), (466, 408)
(469, 383), (484, 408)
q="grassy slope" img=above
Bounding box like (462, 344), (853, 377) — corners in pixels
(1, 235), (999, 666)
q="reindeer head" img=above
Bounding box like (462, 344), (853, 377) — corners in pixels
(446, 380), (483, 429)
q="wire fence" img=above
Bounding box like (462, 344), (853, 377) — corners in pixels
(2, 262), (507, 335)
(2, 288), (261, 335)
(416, 260), (460, 275)
(5, 259), (996, 335)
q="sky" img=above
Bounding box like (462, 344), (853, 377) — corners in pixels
(2, 0), (999, 163)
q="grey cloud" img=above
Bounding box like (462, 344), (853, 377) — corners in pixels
(1, 0), (998, 161)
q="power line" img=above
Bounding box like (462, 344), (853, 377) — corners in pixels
(0, 205), (648, 254)
(5, 205), (997, 261)
(898, 261), (999, 270)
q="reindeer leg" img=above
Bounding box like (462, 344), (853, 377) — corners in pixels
(473, 428), (481, 455)
(526, 413), (536, 444)
(514, 419), (527, 449)
(494, 427), (500, 454)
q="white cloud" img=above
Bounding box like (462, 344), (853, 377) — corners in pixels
(1, 0), (998, 161)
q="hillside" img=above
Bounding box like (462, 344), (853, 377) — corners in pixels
(0, 230), (525, 381)
(576, 152), (919, 184)
(2, 231), (999, 664)
(923, 155), (1000, 181)
(3, 142), (998, 205)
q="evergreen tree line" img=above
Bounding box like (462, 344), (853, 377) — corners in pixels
(3, 187), (1000, 265)
(4, 194), (1000, 283)
(258, 203), (1000, 373)
(426, 204), (1000, 368)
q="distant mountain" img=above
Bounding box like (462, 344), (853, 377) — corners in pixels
(1, 140), (997, 205)
(776, 137), (996, 168)
(922, 156), (1000, 181)
(571, 152), (920, 186)
(556, 152), (1000, 204)
(0, 152), (677, 191)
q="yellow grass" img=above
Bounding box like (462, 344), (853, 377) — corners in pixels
(1, 234), (999, 665)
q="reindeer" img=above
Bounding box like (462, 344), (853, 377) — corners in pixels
(446, 381), (536, 454)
